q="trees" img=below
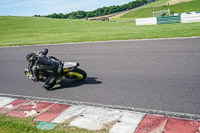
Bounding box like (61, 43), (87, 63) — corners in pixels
(35, 0), (156, 19)
(77, 11), (86, 18)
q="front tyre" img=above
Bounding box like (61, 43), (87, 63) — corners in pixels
(67, 68), (87, 81)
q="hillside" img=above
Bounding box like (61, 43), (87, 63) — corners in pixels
(168, 0), (194, 5)
(120, 0), (200, 19)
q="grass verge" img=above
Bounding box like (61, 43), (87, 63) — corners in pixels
(0, 114), (108, 133)
(0, 16), (200, 47)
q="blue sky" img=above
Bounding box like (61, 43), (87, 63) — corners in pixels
(0, 0), (134, 16)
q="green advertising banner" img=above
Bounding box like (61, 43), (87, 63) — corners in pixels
(157, 16), (181, 24)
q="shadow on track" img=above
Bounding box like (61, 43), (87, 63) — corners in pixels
(50, 77), (102, 91)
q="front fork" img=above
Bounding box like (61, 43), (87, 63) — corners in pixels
(24, 68), (33, 79)
(25, 68), (65, 84)
(24, 68), (43, 80)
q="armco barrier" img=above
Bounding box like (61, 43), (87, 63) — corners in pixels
(136, 17), (157, 25)
(157, 16), (181, 24)
(181, 14), (200, 23)
(136, 11), (200, 25)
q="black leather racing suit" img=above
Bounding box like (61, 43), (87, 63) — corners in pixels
(29, 49), (61, 89)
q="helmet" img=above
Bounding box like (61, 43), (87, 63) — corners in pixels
(26, 52), (34, 62)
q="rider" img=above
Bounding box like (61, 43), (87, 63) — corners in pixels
(26, 49), (62, 90)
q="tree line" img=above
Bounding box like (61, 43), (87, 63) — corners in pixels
(35, 0), (158, 19)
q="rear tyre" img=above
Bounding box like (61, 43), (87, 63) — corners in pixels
(67, 68), (87, 81)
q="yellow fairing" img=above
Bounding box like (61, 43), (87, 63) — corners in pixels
(63, 68), (70, 72)
(39, 75), (43, 79)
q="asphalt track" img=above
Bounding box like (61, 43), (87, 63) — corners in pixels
(0, 37), (200, 116)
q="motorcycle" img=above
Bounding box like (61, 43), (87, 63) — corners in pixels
(24, 51), (87, 90)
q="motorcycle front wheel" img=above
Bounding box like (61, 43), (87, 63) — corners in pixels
(67, 68), (87, 81)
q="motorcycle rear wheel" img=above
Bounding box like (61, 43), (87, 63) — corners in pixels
(67, 68), (87, 81)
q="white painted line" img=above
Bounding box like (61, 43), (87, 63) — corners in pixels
(24, 110), (37, 117)
(0, 37), (200, 48)
(52, 105), (86, 124)
(69, 106), (121, 130)
(3, 104), (14, 109)
(109, 111), (145, 133)
(0, 97), (16, 108)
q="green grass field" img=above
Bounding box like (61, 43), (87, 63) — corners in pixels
(0, 16), (200, 46)
(121, 0), (200, 19)
(0, 115), (108, 133)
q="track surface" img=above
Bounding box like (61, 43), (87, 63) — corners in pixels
(0, 38), (200, 115)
